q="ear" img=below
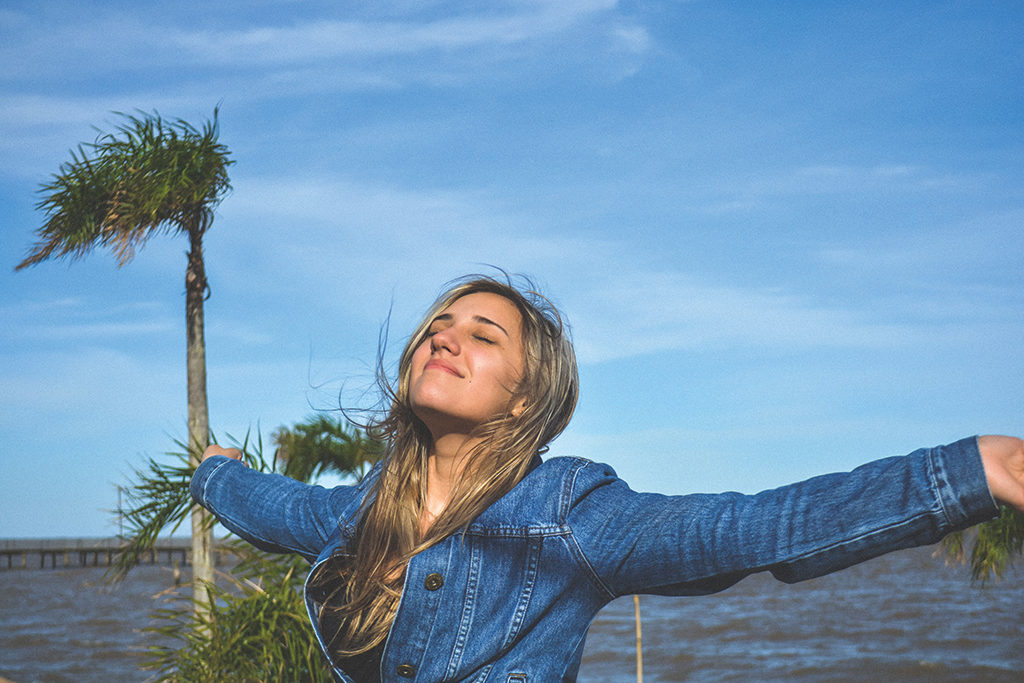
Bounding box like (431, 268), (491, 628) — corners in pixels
(510, 395), (528, 418)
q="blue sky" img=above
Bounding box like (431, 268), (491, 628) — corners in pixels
(1, 1), (1022, 538)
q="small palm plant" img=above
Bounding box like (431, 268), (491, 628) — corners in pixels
(114, 416), (383, 680)
(147, 541), (333, 682)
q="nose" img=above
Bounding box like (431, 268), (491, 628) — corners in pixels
(429, 326), (461, 355)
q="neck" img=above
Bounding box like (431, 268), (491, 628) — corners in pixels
(421, 432), (478, 534)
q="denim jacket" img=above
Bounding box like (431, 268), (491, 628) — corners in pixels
(190, 437), (997, 682)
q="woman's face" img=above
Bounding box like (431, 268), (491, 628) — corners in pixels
(409, 292), (526, 439)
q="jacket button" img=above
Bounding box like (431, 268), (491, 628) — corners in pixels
(397, 663), (416, 677)
(424, 572), (444, 591)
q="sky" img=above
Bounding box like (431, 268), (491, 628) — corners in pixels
(1, 0), (1022, 538)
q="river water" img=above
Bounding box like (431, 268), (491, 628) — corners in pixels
(1, 545), (1021, 682)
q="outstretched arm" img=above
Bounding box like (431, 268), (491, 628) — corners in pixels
(568, 437), (999, 598)
(979, 435), (1024, 512)
(191, 444), (367, 562)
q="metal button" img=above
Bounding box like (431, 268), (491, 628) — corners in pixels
(397, 663), (416, 677)
(424, 572), (444, 591)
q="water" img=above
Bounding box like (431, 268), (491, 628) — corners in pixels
(1, 546), (1021, 682)
(581, 546), (1024, 682)
(0, 564), (180, 683)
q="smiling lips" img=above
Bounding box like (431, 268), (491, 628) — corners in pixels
(425, 358), (464, 377)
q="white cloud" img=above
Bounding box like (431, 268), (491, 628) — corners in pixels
(0, 94), (212, 130)
(171, 1), (623, 65)
(215, 174), (967, 367)
(0, 2), (653, 181)
(686, 163), (989, 216)
(22, 321), (176, 338)
(0, 346), (179, 431)
(566, 272), (927, 364)
(0, 94), (225, 181)
(817, 208), (1024, 276)
(750, 163), (979, 197)
(1, 298), (182, 344)
(217, 176), (595, 303)
(1, 1), (639, 78)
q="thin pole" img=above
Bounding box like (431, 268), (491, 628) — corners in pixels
(633, 594), (643, 683)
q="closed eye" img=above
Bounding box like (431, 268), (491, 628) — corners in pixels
(474, 335), (495, 344)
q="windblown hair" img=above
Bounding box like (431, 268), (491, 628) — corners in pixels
(311, 274), (579, 658)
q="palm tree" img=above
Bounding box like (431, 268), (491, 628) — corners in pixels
(16, 109), (233, 609)
(273, 414), (385, 483)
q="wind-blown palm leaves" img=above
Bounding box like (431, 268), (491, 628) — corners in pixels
(17, 109), (231, 270)
(16, 109), (233, 609)
(942, 506), (1024, 583)
(273, 414), (385, 483)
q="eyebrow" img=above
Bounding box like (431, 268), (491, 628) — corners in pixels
(431, 313), (511, 337)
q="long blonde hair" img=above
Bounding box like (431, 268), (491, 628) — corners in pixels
(313, 274), (579, 657)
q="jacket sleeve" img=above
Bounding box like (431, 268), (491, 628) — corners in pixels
(565, 437), (999, 598)
(190, 455), (367, 563)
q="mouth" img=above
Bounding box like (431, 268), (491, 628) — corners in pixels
(424, 359), (463, 377)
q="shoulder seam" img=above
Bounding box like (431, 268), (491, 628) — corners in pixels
(560, 460), (616, 600)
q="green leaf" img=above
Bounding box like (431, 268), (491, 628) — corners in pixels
(940, 506), (1024, 583)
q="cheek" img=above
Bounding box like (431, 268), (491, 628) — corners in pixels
(506, 349), (526, 388)
(410, 339), (430, 367)
(491, 357), (524, 397)
(407, 343), (431, 388)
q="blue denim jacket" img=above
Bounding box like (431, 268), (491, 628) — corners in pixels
(190, 437), (996, 682)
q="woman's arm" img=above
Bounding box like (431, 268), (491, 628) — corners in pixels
(191, 444), (368, 563)
(566, 437), (1003, 598)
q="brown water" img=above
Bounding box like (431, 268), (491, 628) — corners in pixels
(0, 546), (1021, 682)
(0, 564), (177, 683)
(584, 546), (1024, 682)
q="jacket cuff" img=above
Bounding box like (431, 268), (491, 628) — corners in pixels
(189, 454), (238, 507)
(928, 436), (999, 528)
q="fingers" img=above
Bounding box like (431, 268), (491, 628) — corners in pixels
(202, 444), (243, 462)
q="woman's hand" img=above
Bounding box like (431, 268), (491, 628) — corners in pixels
(978, 435), (1024, 512)
(202, 444), (244, 463)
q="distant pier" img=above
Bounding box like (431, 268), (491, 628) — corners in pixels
(0, 537), (225, 570)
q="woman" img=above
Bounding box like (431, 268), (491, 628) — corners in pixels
(192, 275), (1024, 682)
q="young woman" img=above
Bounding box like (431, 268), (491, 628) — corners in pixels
(192, 275), (1024, 682)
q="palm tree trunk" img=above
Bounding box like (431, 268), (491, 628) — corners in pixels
(186, 226), (213, 612)
(634, 594), (643, 683)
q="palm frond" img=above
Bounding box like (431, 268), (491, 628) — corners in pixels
(109, 431), (265, 582)
(940, 506), (1024, 583)
(272, 415), (385, 483)
(16, 108), (233, 271)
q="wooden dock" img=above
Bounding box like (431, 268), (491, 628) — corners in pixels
(0, 537), (206, 570)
